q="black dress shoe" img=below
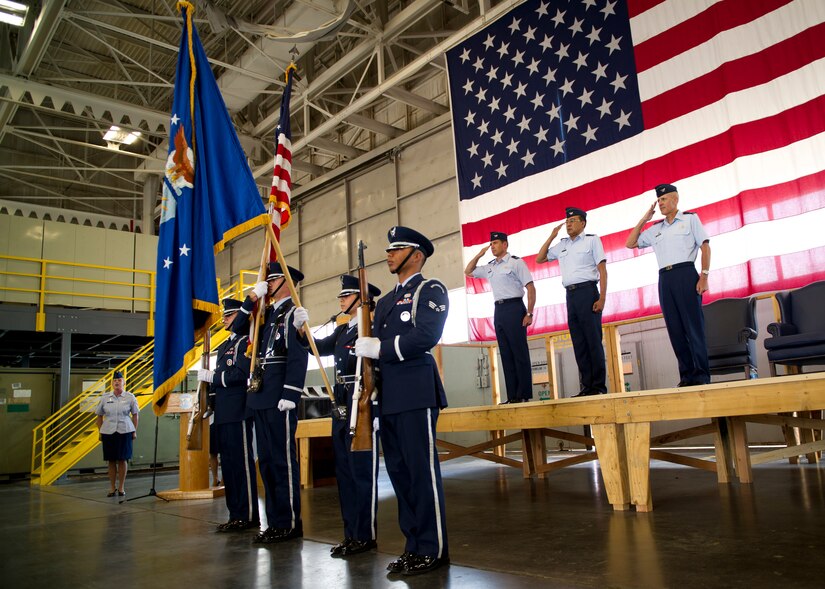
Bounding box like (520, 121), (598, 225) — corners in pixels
(252, 528), (275, 544)
(572, 391), (595, 398)
(387, 552), (415, 573)
(340, 539), (377, 556)
(403, 554), (450, 575)
(330, 539), (352, 556)
(107, 491), (116, 497)
(217, 519), (256, 533)
(266, 523), (303, 543)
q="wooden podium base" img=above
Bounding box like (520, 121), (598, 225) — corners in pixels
(161, 393), (224, 501)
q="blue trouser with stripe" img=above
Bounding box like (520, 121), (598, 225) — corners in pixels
(332, 417), (378, 542)
(659, 265), (710, 385)
(216, 418), (259, 523)
(252, 406), (300, 529)
(380, 408), (448, 559)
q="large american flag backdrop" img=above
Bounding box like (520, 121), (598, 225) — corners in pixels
(447, 0), (825, 341)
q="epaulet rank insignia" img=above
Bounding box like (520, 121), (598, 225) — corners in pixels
(511, 255), (520, 259)
(585, 234), (595, 236)
(684, 211), (696, 215)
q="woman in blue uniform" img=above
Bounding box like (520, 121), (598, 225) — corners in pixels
(94, 370), (139, 497)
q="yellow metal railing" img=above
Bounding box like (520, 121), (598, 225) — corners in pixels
(29, 279), (254, 486)
(0, 254), (156, 333)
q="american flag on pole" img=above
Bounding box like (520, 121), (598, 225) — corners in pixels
(268, 64), (296, 253)
(447, 0), (825, 340)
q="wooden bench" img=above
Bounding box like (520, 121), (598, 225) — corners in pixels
(296, 373), (825, 511)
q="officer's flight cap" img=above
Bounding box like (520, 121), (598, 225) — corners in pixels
(385, 226), (435, 258)
(338, 274), (381, 298)
(222, 297), (243, 315)
(655, 183), (678, 197)
(266, 262), (304, 282)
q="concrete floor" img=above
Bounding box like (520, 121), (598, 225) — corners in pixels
(2, 453), (824, 588)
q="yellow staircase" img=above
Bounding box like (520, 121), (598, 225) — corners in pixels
(30, 281), (249, 486)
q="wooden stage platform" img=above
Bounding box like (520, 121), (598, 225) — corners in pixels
(296, 374), (825, 512)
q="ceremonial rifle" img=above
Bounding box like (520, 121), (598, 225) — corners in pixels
(186, 328), (210, 450)
(350, 240), (376, 452)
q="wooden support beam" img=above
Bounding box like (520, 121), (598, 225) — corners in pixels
(436, 432), (521, 460)
(539, 427), (593, 446)
(544, 336), (559, 399)
(751, 439), (825, 465)
(650, 450), (717, 472)
(521, 429), (548, 478)
(650, 422), (717, 446)
(591, 423), (630, 511)
(797, 410), (820, 464)
(745, 414), (825, 430)
(534, 451), (597, 475)
(713, 418), (733, 484)
(299, 438), (312, 489)
(604, 325), (624, 394)
(624, 422), (652, 512)
(436, 438), (522, 469)
(730, 417), (753, 483)
(488, 344), (506, 458)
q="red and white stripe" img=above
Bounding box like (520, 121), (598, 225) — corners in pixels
(269, 130), (292, 248)
(460, 0), (825, 340)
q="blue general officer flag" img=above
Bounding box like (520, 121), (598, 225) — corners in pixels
(153, 1), (268, 413)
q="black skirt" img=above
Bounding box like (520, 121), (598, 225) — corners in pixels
(101, 432), (134, 461)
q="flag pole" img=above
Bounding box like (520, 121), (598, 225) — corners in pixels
(264, 222), (336, 404)
(245, 202), (273, 379)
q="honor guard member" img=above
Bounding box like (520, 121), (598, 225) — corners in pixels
(234, 262), (309, 543)
(464, 231), (536, 403)
(293, 274), (382, 558)
(536, 208), (608, 396)
(626, 184), (711, 386)
(355, 226), (450, 575)
(197, 298), (259, 532)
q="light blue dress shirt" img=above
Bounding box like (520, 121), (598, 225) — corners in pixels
(471, 253), (533, 301)
(95, 391), (139, 435)
(637, 211), (709, 269)
(543, 234), (606, 287)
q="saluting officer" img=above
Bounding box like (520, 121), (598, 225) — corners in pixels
(355, 226), (450, 576)
(293, 275), (382, 558)
(197, 297), (259, 532)
(626, 183), (711, 386)
(464, 232), (536, 403)
(234, 262), (308, 543)
(536, 207), (608, 396)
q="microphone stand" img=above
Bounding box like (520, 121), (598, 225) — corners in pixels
(122, 413), (169, 504)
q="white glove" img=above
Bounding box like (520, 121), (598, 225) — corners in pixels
(198, 369), (214, 384)
(293, 307), (309, 329)
(373, 417), (379, 432)
(278, 399), (296, 412)
(355, 337), (380, 359)
(252, 281), (268, 299)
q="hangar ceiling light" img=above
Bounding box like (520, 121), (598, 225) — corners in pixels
(0, 0), (28, 27)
